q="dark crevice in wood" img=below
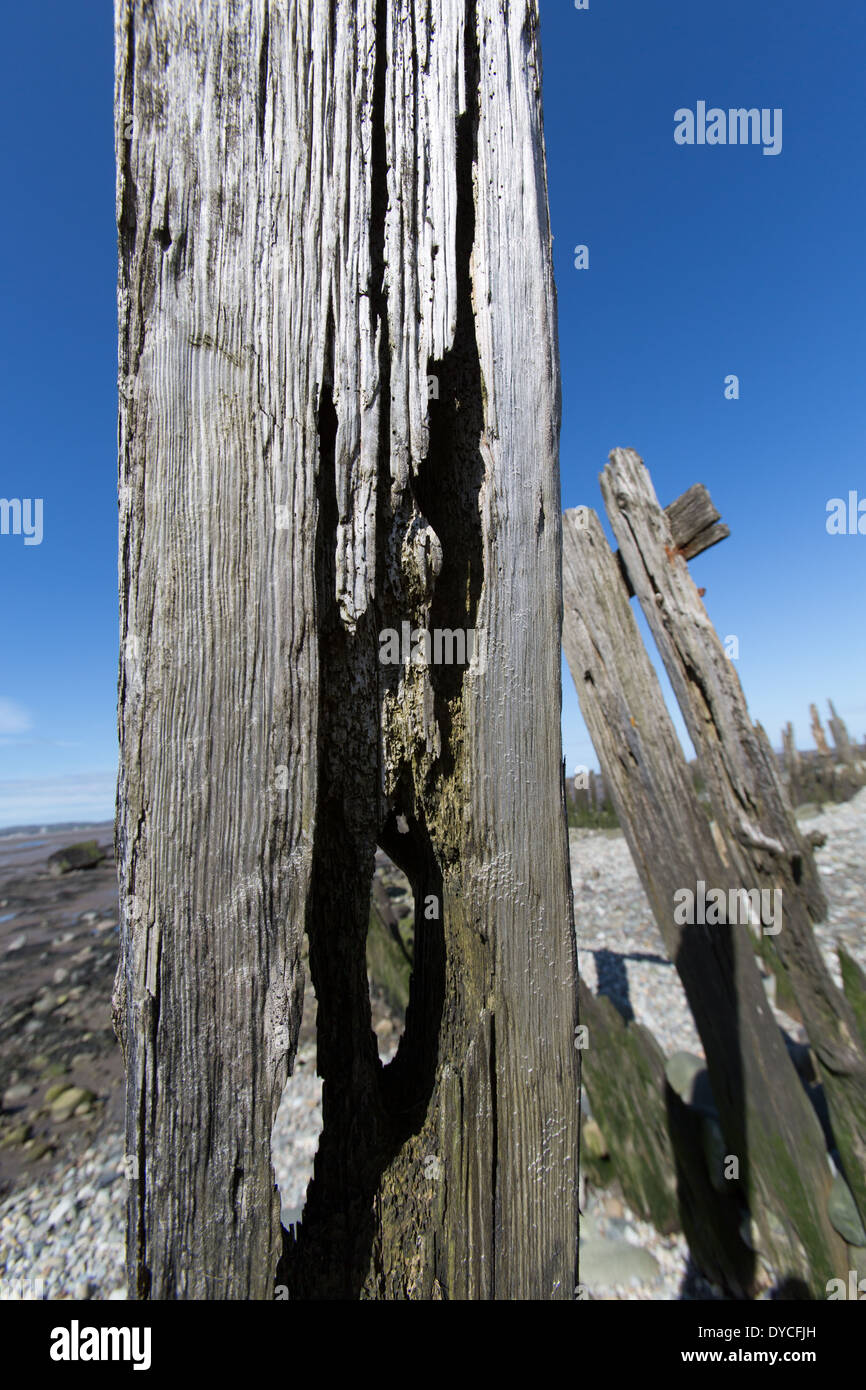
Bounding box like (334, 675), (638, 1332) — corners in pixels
(368, 0), (390, 345)
(118, 14), (137, 281)
(276, 1), (455, 1293)
(277, 359), (380, 1297)
(413, 2), (484, 817)
(256, 1), (269, 149)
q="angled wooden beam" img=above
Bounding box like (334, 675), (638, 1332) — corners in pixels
(601, 447), (866, 1233)
(562, 505), (845, 1293)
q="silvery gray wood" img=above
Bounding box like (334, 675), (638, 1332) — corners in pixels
(115, 0), (579, 1299)
(615, 480), (730, 597)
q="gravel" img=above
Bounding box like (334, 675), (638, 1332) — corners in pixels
(570, 787), (866, 1300)
(1, 790), (863, 1301)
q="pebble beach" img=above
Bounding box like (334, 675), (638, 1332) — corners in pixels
(1, 790), (864, 1300)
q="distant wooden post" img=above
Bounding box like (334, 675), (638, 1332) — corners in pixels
(810, 704), (831, 758)
(828, 700), (856, 768)
(115, 0), (579, 1299)
(562, 506), (845, 1291)
(602, 448), (866, 1229)
(781, 723), (800, 804)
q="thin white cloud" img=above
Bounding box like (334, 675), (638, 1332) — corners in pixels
(0, 770), (116, 831)
(0, 698), (33, 736)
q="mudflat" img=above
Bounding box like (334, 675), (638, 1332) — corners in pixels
(0, 823), (122, 1200)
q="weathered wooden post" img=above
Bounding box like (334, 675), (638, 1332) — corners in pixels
(828, 700), (856, 768)
(781, 722), (800, 804)
(601, 448), (866, 1231)
(562, 506), (845, 1293)
(810, 704), (831, 758)
(114, 0), (579, 1299)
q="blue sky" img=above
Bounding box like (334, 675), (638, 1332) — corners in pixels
(0, 1), (863, 827)
(0, 5), (116, 826)
(542, 0), (866, 777)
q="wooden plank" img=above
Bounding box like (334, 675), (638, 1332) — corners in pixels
(562, 506), (845, 1291)
(665, 481), (719, 534)
(811, 704), (831, 757)
(616, 482), (730, 596)
(679, 520), (731, 561)
(828, 700), (856, 767)
(601, 448), (866, 1232)
(115, 0), (579, 1300)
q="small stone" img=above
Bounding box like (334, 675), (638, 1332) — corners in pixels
(31, 991), (58, 1018)
(47, 1198), (74, 1228)
(2, 1083), (33, 1109)
(24, 1140), (54, 1162)
(5, 933), (27, 952)
(45, 1083), (70, 1104)
(47, 843), (104, 877)
(49, 1086), (95, 1119)
(828, 1173), (866, 1246)
(51, 967), (69, 986)
(579, 1237), (660, 1288)
(0, 1122), (32, 1147)
(582, 1117), (608, 1160)
(664, 1051), (715, 1114)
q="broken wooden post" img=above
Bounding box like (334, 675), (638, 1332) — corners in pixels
(828, 700), (856, 768)
(115, 0), (579, 1299)
(811, 704), (831, 758)
(781, 723), (800, 804)
(562, 506), (845, 1291)
(601, 448), (866, 1231)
